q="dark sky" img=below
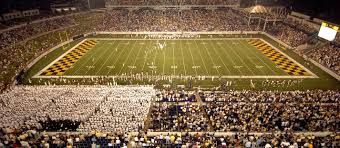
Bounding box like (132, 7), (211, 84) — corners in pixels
(288, 0), (340, 24)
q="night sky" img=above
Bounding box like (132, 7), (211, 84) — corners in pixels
(289, 0), (340, 24)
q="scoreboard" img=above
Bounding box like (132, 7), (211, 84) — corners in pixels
(318, 22), (338, 41)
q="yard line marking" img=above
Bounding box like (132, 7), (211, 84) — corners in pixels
(232, 40), (266, 76)
(207, 40), (231, 75)
(193, 40), (210, 75)
(95, 40), (120, 75)
(162, 41), (166, 75)
(187, 40), (198, 76)
(214, 40), (242, 74)
(223, 40), (256, 75)
(83, 41), (116, 76)
(200, 40), (221, 75)
(107, 40), (134, 75)
(238, 40), (278, 75)
(118, 40), (138, 75)
(180, 40), (187, 76)
(172, 41), (176, 75)
(141, 40), (154, 71)
(71, 40), (107, 75)
(150, 40), (160, 75)
(131, 40), (146, 74)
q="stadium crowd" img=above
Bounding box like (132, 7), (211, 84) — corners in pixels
(0, 85), (154, 132)
(98, 8), (251, 32)
(148, 104), (209, 132)
(0, 85), (339, 146)
(78, 87), (154, 132)
(0, 128), (129, 147)
(132, 132), (340, 147)
(0, 16), (76, 50)
(147, 90), (339, 133)
(308, 44), (340, 75)
(199, 90), (339, 103)
(206, 103), (337, 132)
(155, 90), (197, 102)
(1, 128), (338, 147)
(0, 12), (104, 88)
(265, 22), (309, 47)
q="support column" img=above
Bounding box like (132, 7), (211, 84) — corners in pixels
(263, 18), (267, 31)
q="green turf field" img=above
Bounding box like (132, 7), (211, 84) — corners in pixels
(35, 38), (315, 78)
(23, 34), (339, 90)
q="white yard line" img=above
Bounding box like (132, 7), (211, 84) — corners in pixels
(162, 45), (166, 75)
(223, 40), (256, 75)
(200, 40), (221, 75)
(214, 40), (242, 74)
(206, 40), (231, 75)
(94, 40), (119, 75)
(260, 39), (318, 78)
(150, 41), (159, 75)
(118, 40), (138, 75)
(107, 40), (133, 75)
(141, 41), (154, 71)
(71, 41), (106, 75)
(130, 40), (146, 74)
(172, 42), (176, 75)
(238, 40), (277, 75)
(193, 40), (210, 75)
(187, 41), (198, 76)
(180, 40), (187, 76)
(84, 41), (113, 76)
(33, 39), (87, 78)
(231, 40), (265, 75)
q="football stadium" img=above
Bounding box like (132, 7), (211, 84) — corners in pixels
(0, 0), (339, 147)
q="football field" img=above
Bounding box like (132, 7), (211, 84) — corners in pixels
(34, 38), (316, 79)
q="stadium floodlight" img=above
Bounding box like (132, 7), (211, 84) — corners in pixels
(318, 22), (338, 41)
